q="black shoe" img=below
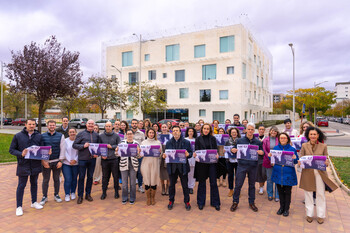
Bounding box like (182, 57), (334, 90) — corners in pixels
(198, 205), (204, 210)
(283, 210), (289, 217)
(77, 196), (83, 204)
(214, 205), (220, 211)
(230, 202), (238, 212)
(85, 194), (93, 202)
(277, 208), (284, 215)
(100, 193), (107, 200)
(189, 188), (193, 194)
(185, 202), (191, 211)
(114, 192), (120, 199)
(249, 203), (258, 212)
(168, 201), (173, 210)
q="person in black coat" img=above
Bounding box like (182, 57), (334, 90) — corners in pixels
(194, 123), (220, 211)
(9, 119), (44, 216)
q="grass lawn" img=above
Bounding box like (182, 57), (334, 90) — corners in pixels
(330, 156), (350, 189)
(0, 133), (16, 163)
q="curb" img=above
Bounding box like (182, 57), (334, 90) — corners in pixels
(0, 162), (17, 166)
(328, 156), (350, 195)
(325, 133), (345, 137)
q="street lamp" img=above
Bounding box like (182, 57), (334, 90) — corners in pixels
(288, 43), (295, 130)
(314, 81), (328, 125)
(111, 65), (123, 120)
(1, 62), (3, 129)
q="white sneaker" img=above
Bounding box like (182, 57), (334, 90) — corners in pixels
(70, 193), (76, 200)
(259, 187), (264, 195)
(54, 195), (62, 203)
(39, 196), (48, 205)
(16, 207), (23, 216)
(31, 202), (43, 209)
(138, 186), (145, 193)
(65, 194), (70, 202)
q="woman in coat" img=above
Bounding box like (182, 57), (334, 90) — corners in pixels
(225, 127), (240, 197)
(185, 127), (197, 195)
(159, 124), (170, 195)
(268, 132), (298, 217)
(194, 123), (220, 211)
(299, 126), (338, 224)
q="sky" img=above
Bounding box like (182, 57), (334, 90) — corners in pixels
(1, 0), (349, 94)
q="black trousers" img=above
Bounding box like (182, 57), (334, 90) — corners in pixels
(169, 169), (190, 204)
(276, 184), (292, 211)
(42, 162), (61, 197)
(101, 158), (119, 193)
(16, 174), (39, 207)
(197, 163), (220, 206)
(226, 161), (238, 190)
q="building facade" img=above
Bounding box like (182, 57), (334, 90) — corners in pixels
(104, 24), (273, 123)
(334, 82), (350, 102)
(273, 93), (286, 103)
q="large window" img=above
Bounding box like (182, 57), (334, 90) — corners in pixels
(122, 51), (133, 67)
(126, 110), (133, 119)
(256, 76), (259, 86)
(166, 44), (179, 62)
(179, 88), (189, 99)
(144, 54), (150, 61)
(199, 109), (206, 117)
(200, 89), (211, 102)
(227, 66), (234, 74)
(219, 90), (228, 100)
(175, 70), (185, 82)
(194, 44), (205, 58)
(242, 63), (247, 79)
(213, 111), (225, 123)
(148, 70), (156, 80)
(128, 72), (138, 84)
(202, 64), (216, 80)
(220, 36), (235, 53)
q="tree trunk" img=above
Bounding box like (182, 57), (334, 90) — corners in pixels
(308, 107), (312, 122)
(38, 102), (45, 133)
(67, 110), (70, 120)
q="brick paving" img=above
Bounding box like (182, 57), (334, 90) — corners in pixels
(0, 164), (349, 233)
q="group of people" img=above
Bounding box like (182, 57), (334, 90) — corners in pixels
(9, 115), (337, 225)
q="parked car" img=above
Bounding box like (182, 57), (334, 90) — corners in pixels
(317, 119), (329, 127)
(68, 118), (88, 129)
(96, 119), (116, 129)
(0, 118), (12, 125)
(33, 118), (46, 126)
(343, 118), (350, 124)
(157, 119), (180, 128)
(11, 118), (27, 126)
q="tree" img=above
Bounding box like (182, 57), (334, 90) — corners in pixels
(125, 81), (167, 115)
(58, 87), (89, 119)
(84, 75), (127, 119)
(6, 36), (83, 132)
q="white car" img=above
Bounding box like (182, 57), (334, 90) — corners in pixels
(33, 118), (46, 126)
(96, 119), (115, 129)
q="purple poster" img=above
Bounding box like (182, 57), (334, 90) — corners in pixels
(165, 149), (187, 164)
(270, 150), (295, 167)
(118, 144), (138, 157)
(186, 138), (195, 152)
(224, 146), (236, 159)
(89, 143), (108, 157)
(25, 146), (51, 160)
(299, 156), (327, 171)
(118, 133), (125, 140)
(140, 129), (146, 133)
(226, 124), (236, 131)
(253, 133), (259, 138)
(214, 134), (230, 146)
(195, 150), (218, 163)
(235, 126), (245, 135)
(159, 134), (172, 145)
(237, 144), (259, 161)
(291, 137), (307, 150)
(140, 145), (161, 157)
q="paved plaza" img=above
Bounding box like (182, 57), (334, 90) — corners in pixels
(0, 163), (349, 233)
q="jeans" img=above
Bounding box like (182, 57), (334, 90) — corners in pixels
(121, 163), (137, 202)
(276, 184), (292, 211)
(78, 159), (96, 197)
(188, 166), (195, 189)
(42, 162), (62, 197)
(16, 174), (39, 207)
(226, 161), (238, 190)
(169, 169), (190, 204)
(233, 163), (257, 204)
(62, 164), (79, 195)
(197, 163), (220, 206)
(137, 157), (143, 187)
(265, 167), (279, 199)
(101, 159), (119, 193)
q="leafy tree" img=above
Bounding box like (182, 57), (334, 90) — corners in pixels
(84, 75), (126, 119)
(125, 81), (167, 115)
(58, 88), (89, 119)
(5, 36), (83, 132)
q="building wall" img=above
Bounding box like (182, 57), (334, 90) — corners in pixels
(335, 82), (350, 102)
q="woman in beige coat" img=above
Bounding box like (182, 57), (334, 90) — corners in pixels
(299, 126), (338, 224)
(141, 128), (162, 205)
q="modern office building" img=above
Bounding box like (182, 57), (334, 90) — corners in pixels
(103, 24), (273, 123)
(273, 93), (286, 103)
(334, 82), (350, 102)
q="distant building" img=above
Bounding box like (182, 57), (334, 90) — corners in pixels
(334, 82), (350, 102)
(103, 24), (273, 123)
(273, 93), (286, 103)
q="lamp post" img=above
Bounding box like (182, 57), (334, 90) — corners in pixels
(288, 43), (295, 130)
(1, 62), (3, 129)
(111, 65), (123, 119)
(313, 81), (328, 125)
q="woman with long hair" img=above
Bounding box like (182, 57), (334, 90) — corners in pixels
(119, 120), (129, 135)
(225, 127), (240, 197)
(185, 127), (197, 194)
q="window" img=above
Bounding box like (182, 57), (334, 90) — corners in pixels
(128, 72), (138, 84)
(126, 110), (133, 119)
(242, 63), (247, 79)
(200, 89), (211, 102)
(256, 76), (259, 86)
(213, 111), (225, 123)
(261, 77), (264, 88)
(254, 91), (256, 99)
(179, 88), (189, 99)
(199, 109), (206, 117)
(202, 64), (216, 80)
(144, 54), (150, 61)
(163, 73), (167, 78)
(219, 90), (228, 100)
(175, 70), (185, 82)
(244, 111), (248, 120)
(158, 89), (167, 103)
(128, 95), (133, 102)
(166, 44), (179, 61)
(148, 70), (156, 80)
(346, 87), (348, 89)
(111, 75), (116, 81)
(220, 35), (235, 53)
(227, 66), (234, 74)
(122, 51), (133, 67)
(254, 55), (256, 63)
(194, 44), (205, 58)
(115, 112), (121, 119)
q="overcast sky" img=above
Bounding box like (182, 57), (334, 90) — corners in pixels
(1, 0), (349, 93)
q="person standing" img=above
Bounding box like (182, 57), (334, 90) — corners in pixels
(56, 117), (70, 138)
(131, 119), (146, 193)
(40, 120), (65, 205)
(194, 123), (220, 211)
(163, 126), (192, 211)
(59, 128), (79, 202)
(73, 119), (99, 204)
(119, 120), (129, 135)
(10, 119), (44, 216)
(212, 120), (219, 134)
(230, 122), (264, 212)
(141, 128), (162, 205)
(93, 124), (102, 185)
(99, 122), (121, 200)
(283, 119), (298, 137)
(256, 125), (267, 195)
(159, 124), (170, 195)
(216, 128), (227, 187)
(113, 120), (121, 133)
(185, 127), (197, 194)
(233, 114), (244, 127)
(225, 127), (240, 197)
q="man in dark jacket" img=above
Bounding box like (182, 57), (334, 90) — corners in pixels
(164, 126), (192, 211)
(230, 122), (264, 213)
(99, 121), (121, 200)
(56, 116), (70, 138)
(9, 119), (44, 216)
(73, 119), (99, 204)
(233, 114), (244, 127)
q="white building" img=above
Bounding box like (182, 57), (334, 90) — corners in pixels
(334, 82), (350, 102)
(103, 24), (273, 123)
